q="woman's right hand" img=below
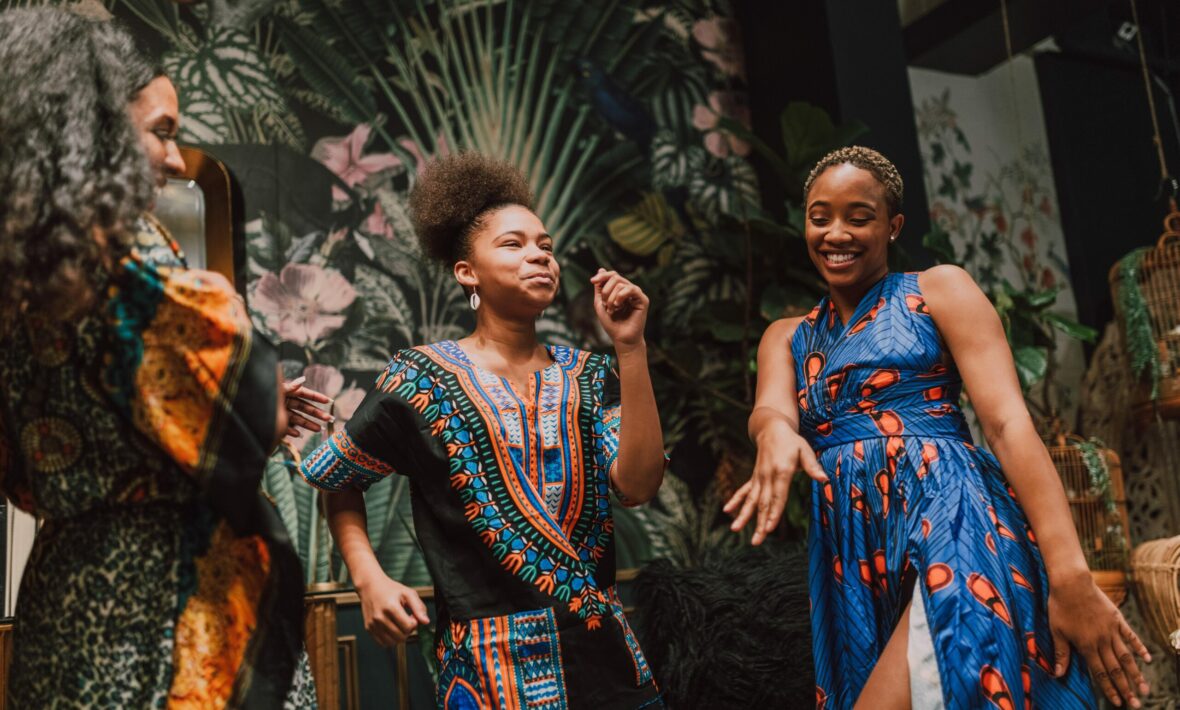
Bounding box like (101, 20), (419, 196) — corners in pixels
(723, 417), (827, 545)
(356, 574), (431, 647)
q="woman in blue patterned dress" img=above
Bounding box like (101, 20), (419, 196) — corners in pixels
(300, 153), (666, 708)
(726, 147), (1151, 708)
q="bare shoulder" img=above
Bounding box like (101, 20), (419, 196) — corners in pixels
(917, 264), (976, 294)
(917, 265), (990, 314)
(764, 315), (805, 343)
(760, 316), (806, 358)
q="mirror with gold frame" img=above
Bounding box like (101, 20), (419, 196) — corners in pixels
(154, 146), (235, 283)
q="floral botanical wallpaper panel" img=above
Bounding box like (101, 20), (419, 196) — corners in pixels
(909, 57), (1085, 419)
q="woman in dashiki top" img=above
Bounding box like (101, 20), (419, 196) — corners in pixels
(300, 153), (666, 709)
(727, 147), (1151, 708)
(0, 10), (320, 706)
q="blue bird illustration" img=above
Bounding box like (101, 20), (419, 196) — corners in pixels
(575, 58), (657, 150)
(575, 58), (702, 246)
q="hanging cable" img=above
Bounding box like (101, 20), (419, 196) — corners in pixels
(999, 0), (1015, 61)
(999, 0), (1026, 151)
(1129, 0), (1172, 185)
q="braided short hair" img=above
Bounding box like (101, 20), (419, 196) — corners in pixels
(409, 152), (534, 266)
(803, 146), (904, 215)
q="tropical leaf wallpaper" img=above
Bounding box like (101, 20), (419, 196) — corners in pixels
(53, 0), (768, 582)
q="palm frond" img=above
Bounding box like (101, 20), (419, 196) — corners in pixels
(274, 15), (377, 125)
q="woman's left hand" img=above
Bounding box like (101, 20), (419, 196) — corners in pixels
(592, 268), (649, 351)
(1048, 574), (1151, 708)
(282, 376), (334, 439)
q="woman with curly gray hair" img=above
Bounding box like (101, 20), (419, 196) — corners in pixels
(0, 7), (314, 707)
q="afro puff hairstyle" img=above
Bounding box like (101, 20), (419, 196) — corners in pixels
(409, 152), (534, 266)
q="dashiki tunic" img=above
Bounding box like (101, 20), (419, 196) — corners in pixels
(794, 272), (1095, 708)
(0, 216), (315, 708)
(301, 341), (662, 709)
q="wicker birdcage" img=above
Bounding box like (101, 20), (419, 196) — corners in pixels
(1109, 200), (1180, 422)
(1045, 435), (1132, 605)
(1130, 537), (1180, 656)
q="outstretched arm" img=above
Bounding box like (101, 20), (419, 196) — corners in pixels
(724, 317), (827, 545)
(921, 264), (1151, 707)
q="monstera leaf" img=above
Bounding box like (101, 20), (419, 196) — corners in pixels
(650, 132), (692, 189)
(637, 48), (710, 141)
(163, 27), (294, 145)
(174, 85), (231, 144)
(608, 192), (686, 256)
(688, 151), (759, 223)
(165, 27), (284, 112)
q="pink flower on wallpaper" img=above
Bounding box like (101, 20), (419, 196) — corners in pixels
(1041, 267), (1056, 288)
(288, 364), (366, 451)
(312, 124), (402, 201)
(304, 363), (345, 400)
(929, 201), (958, 230)
(252, 263), (357, 346)
(1020, 227), (1037, 249)
(334, 387), (366, 422)
(693, 16), (745, 79)
(398, 133), (451, 174)
(364, 201), (395, 240)
(1040, 195), (1053, 216)
(993, 210), (1008, 234)
(692, 91), (751, 158)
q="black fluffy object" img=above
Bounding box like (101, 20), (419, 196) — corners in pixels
(632, 543), (814, 709)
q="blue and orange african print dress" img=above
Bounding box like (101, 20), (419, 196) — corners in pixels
(792, 272), (1095, 708)
(301, 341), (661, 709)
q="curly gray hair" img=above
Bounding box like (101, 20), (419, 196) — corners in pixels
(0, 7), (155, 328)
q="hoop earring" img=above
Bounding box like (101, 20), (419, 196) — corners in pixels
(469, 290), (481, 311)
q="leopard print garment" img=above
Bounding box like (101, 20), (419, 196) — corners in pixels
(1, 218), (317, 708)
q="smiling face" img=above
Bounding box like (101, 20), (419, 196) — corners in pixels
(128, 76), (185, 189)
(805, 163), (904, 291)
(454, 204), (560, 319)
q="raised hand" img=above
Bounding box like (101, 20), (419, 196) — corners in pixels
(591, 268), (649, 351)
(282, 376), (333, 440)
